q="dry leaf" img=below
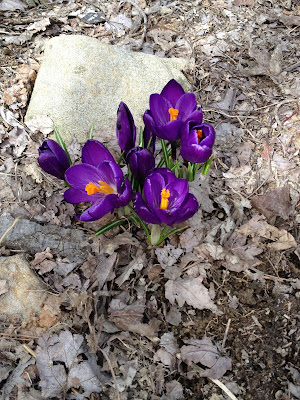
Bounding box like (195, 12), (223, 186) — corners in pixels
(238, 215), (297, 251)
(180, 337), (232, 379)
(251, 185), (292, 220)
(109, 298), (158, 338)
(36, 331), (102, 398)
(166, 380), (184, 400)
(165, 277), (220, 313)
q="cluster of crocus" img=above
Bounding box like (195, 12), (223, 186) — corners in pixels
(38, 79), (215, 245)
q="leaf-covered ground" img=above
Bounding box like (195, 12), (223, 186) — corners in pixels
(0, 0), (299, 399)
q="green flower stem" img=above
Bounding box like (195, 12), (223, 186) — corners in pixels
(138, 126), (144, 147)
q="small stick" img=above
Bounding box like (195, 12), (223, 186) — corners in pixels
(0, 217), (20, 245)
(191, 362), (239, 400)
(23, 344), (36, 358)
(222, 318), (231, 349)
(99, 348), (121, 400)
(121, 0), (147, 48)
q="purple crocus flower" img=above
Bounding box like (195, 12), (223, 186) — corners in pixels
(180, 121), (215, 163)
(116, 102), (137, 154)
(64, 140), (132, 221)
(126, 147), (155, 182)
(145, 79), (203, 142)
(38, 139), (70, 180)
(133, 168), (198, 226)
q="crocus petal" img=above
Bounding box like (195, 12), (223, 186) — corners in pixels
(64, 187), (98, 204)
(104, 161), (124, 191)
(117, 178), (133, 207)
(38, 152), (67, 180)
(175, 93), (197, 121)
(155, 120), (182, 141)
(78, 194), (118, 221)
(198, 124), (216, 148)
(65, 163), (116, 191)
(133, 193), (160, 225)
(82, 139), (115, 166)
(160, 79), (185, 107)
(44, 140), (70, 171)
(144, 171), (165, 209)
(38, 139), (70, 180)
(166, 178), (189, 209)
(126, 147), (155, 181)
(175, 193), (199, 223)
(180, 144), (213, 163)
(116, 102), (136, 154)
(143, 110), (156, 152)
(186, 109), (203, 125)
(149, 94), (172, 126)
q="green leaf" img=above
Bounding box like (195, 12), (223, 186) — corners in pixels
(156, 225), (188, 245)
(89, 122), (95, 139)
(201, 155), (214, 175)
(93, 219), (128, 236)
(118, 151), (125, 165)
(128, 206), (150, 242)
(54, 125), (72, 165)
(160, 139), (170, 168)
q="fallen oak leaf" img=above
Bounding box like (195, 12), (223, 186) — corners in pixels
(180, 337), (232, 379)
(165, 277), (220, 314)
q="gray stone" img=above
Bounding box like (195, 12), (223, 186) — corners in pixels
(0, 254), (47, 319)
(0, 213), (89, 259)
(25, 35), (190, 146)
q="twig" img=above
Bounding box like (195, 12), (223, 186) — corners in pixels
(222, 319), (231, 349)
(23, 344), (36, 358)
(120, 0), (147, 49)
(99, 348), (121, 400)
(191, 362), (239, 400)
(0, 217), (20, 245)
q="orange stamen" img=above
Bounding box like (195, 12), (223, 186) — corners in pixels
(85, 180), (114, 195)
(160, 188), (170, 210)
(168, 108), (179, 121)
(197, 129), (203, 142)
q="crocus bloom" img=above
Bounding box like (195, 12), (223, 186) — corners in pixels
(145, 79), (203, 142)
(133, 168), (198, 226)
(64, 140), (132, 221)
(116, 102), (136, 154)
(38, 139), (70, 180)
(126, 147), (155, 182)
(180, 121), (215, 163)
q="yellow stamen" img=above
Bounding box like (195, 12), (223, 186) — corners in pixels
(168, 108), (179, 121)
(197, 129), (203, 142)
(85, 180), (114, 195)
(160, 188), (170, 210)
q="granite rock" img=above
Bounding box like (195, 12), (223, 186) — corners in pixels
(0, 254), (47, 319)
(25, 35), (190, 146)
